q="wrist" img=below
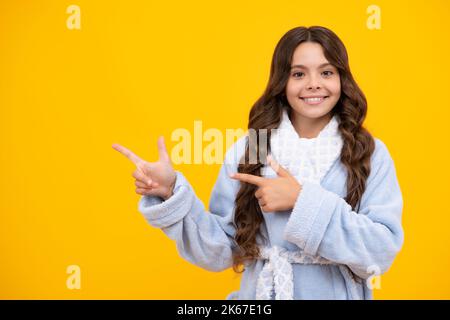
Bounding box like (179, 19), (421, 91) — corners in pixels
(162, 175), (177, 201)
(290, 182), (302, 209)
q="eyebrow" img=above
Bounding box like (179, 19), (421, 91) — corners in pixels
(290, 63), (334, 70)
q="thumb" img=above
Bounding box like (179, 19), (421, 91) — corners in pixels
(157, 136), (171, 163)
(267, 154), (291, 178)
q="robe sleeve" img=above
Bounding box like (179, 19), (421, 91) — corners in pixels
(137, 139), (243, 272)
(283, 139), (404, 279)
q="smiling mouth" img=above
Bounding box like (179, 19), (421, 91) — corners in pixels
(300, 96), (329, 105)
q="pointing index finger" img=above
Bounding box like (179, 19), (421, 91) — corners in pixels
(230, 172), (265, 187)
(112, 143), (144, 166)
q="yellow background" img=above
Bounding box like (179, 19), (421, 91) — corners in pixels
(1, 0), (449, 299)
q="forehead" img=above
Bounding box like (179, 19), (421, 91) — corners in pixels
(291, 42), (329, 66)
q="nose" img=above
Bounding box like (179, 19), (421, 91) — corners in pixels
(306, 75), (321, 90)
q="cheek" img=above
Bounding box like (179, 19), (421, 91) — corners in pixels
(329, 78), (341, 96)
(285, 80), (302, 97)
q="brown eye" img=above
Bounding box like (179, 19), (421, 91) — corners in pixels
(322, 71), (334, 76)
(293, 72), (304, 78)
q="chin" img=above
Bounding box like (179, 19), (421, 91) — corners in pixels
(292, 107), (333, 119)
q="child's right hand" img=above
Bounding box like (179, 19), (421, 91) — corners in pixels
(112, 136), (176, 200)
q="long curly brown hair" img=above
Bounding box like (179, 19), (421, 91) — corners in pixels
(232, 26), (375, 273)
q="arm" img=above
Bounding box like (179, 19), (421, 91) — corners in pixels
(283, 139), (404, 279)
(138, 147), (242, 272)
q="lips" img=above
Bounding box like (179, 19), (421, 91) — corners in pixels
(300, 96), (329, 105)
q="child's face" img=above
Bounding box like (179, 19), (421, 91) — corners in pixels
(285, 42), (341, 120)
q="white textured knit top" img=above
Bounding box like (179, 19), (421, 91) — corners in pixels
(262, 108), (343, 185)
(256, 108), (345, 300)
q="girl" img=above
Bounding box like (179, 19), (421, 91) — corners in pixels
(113, 26), (404, 300)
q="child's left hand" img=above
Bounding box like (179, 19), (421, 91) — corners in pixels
(230, 155), (302, 213)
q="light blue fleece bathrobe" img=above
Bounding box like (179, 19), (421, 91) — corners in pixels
(138, 135), (404, 300)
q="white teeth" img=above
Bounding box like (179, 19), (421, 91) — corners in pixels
(303, 97), (324, 102)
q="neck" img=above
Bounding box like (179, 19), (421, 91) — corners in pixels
(288, 110), (333, 139)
